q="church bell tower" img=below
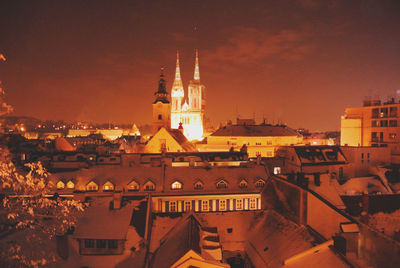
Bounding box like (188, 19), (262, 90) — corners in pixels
(152, 68), (171, 134)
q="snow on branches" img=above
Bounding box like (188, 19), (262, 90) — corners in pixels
(0, 149), (84, 267)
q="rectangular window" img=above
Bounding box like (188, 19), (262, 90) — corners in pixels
(274, 167), (281, 175)
(169, 201), (177, 212)
(389, 133), (397, 139)
(371, 120), (379, 127)
(389, 120), (397, 127)
(380, 120), (388, 127)
(371, 132), (378, 142)
(219, 200), (226, 211)
(266, 151), (273, 157)
(250, 198), (256, 209)
(96, 239), (107, 248)
(84, 239), (95, 248)
(255, 142), (261, 145)
(372, 108), (379, 118)
(184, 201), (191, 211)
(202, 200), (209, 211)
(390, 107), (398, 117)
(380, 107), (388, 118)
(236, 199), (243, 210)
(108, 240), (118, 249)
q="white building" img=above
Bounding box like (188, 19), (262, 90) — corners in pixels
(170, 50), (205, 141)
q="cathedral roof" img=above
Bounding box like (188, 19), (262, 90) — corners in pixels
(210, 124), (302, 137)
(167, 129), (196, 152)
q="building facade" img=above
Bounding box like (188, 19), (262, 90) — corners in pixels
(170, 50), (205, 141)
(341, 98), (400, 163)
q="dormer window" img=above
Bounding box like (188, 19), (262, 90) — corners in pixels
(103, 180), (114, 191)
(255, 179), (265, 188)
(216, 179), (228, 189)
(239, 179), (248, 189)
(194, 180), (204, 190)
(127, 180), (139, 191)
(66, 180), (75, 189)
(86, 181), (98, 191)
(144, 180), (155, 191)
(57, 181), (65, 189)
(171, 181), (183, 190)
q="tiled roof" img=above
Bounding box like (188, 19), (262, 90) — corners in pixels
(167, 129), (196, 152)
(210, 124), (302, 137)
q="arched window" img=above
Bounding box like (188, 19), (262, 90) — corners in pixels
(144, 180), (155, 191)
(57, 181), (65, 189)
(127, 180), (139, 191)
(86, 181), (98, 191)
(103, 180), (114, 191)
(66, 180), (75, 189)
(194, 180), (204, 190)
(216, 179), (228, 189)
(239, 179), (248, 189)
(171, 181), (183, 190)
(255, 179), (265, 188)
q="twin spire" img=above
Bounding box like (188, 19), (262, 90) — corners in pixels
(172, 49), (201, 89)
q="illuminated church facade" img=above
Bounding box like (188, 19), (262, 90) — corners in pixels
(152, 50), (205, 141)
(170, 50), (205, 141)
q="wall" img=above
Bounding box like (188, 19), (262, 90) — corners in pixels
(357, 223), (400, 268)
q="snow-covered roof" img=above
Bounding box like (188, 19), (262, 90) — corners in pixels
(49, 165), (268, 193)
(210, 124), (302, 137)
(73, 198), (135, 240)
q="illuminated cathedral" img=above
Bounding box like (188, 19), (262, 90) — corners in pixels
(171, 50), (205, 141)
(153, 50), (205, 141)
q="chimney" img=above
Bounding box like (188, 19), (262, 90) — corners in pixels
(113, 192), (122, 210)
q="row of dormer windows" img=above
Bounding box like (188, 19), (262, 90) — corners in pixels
(55, 178), (266, 192)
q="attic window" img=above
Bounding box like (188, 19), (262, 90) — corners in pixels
(216, 180), (228, 189)
(194, 180), (204, 190)
(66, 180), (75, 189)
(103, 181), (114, 191)
(128, 180), (139, 191)
(86, 181), (98, 191)
(57, 181), (65, 189)
(239, 180), (248, 189)
(144, 180), (155, 191)
(255, 179), (265, 188)
(171, 181), (183, 190)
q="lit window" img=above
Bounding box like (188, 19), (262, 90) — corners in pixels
(236, 199), (243, 210)
(250, 198), (257, 209)
(169, 201), (177, 212)
(216, 180), (228, 189)
(103, 181), (114, 191)
(266, 151), (273, 157)
(202, 200), (209, 211)
(390, 133), (397, 139)
(239, 180), (248, 189)
(255, 179), (265, 188)
(273, 167), (281, 175)
(57, 181), (65, 189)
(194, 180), (204, 190)
(144, 180), (155, 191)
(127, 180), (139, 191)
(66, 180), (75, 189)
(184, 201), (191, 211)
(219, 200), (226, 211)
(171, 181), (182, 190)
(86, 181), (98, 191)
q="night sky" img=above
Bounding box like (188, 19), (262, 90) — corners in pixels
(1, 0), (400, 131)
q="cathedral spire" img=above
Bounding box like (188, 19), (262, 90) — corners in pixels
(172, 51), (183, 90)
(193, 49), (200, 81)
